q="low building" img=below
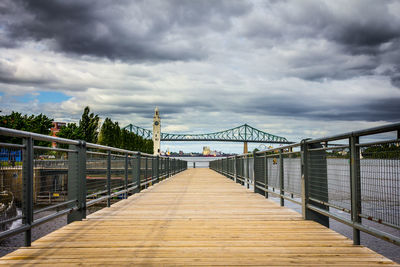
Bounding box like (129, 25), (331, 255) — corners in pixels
(50, 122), (66, 148)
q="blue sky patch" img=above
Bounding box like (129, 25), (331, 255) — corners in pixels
(19, 91), (70, 103)
(37, 91), (70, 103)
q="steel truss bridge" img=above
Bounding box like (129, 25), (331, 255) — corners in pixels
(123, 124), (291, 144)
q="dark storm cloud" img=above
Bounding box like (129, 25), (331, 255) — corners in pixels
(243, 0), (400, 86)
(234, 95), (400, 122)
(365, 98), (400, 121)
(2, 0), (251, 62)
(391, 76), (400, 88)
(386, 65), (400, 88)
(95, 99), (209, 119)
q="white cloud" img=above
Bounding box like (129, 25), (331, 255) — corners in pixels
(0, 0), (399, 153)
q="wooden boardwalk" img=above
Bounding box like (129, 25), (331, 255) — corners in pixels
(1, 169), (398, 266)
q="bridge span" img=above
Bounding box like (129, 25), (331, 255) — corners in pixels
(124, 123), (293, 153)
(1, 169), (396, 265)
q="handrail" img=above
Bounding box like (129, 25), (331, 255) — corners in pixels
(0, 126), (188, 246)
(0, 127), (80, 145)
(0, 127), (166, 158)
(210, 122), (400, 247)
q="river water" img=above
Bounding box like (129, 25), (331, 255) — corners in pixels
(171, 156), (224, 168)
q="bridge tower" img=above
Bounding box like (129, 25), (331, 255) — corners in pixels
(243, 142), (248, 154)
(153, 107), (161, 155)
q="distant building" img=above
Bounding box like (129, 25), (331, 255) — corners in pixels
(203, 146), (211, 156)
(51, 122), (66, 148)
(153, 107), (161, 155)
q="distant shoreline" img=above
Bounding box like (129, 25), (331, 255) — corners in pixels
(167, 155), (233, 158)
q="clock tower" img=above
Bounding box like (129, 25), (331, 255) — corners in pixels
(153, 107), (161, 155)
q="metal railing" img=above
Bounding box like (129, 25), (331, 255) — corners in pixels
(0, 127), (187, 246)
(210, 122), (400, 246)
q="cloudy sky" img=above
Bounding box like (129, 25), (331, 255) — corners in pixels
(1, 0), (399, 153)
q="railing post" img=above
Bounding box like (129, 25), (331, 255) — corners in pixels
(160, 158), (163, 180)
(224, 159), (226, 176)
(350, 135), (361, 245)
(253, 151), (258, 194)
(301, 140), (329, 228)
(301, 140), (308, 218)
(145, 157), (148, 188)
(228, 158), (231, 178)
(107, 150), (111, 207)
(279, 148), (284, 206)
(264, 154), (268, 198)
(156, 155), (160, 183)
(67, 141), (87, 224)
(124, 153), (128, 199)
(165, 158), (167, 177)
(246, 155), (250, 189)
(150, 157), (154, 186)
(234, 156), (238, 183)
(167, 157), (170, 178)
(193, 162), (196, 169)
(134, 152), (141, 193)
(22, 137), (33, 246)
(164, 158), (166, 177)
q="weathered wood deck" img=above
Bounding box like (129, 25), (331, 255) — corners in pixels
(0, 169), (398, 266)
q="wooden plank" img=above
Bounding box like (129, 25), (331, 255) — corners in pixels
(1, 169), (398, 266)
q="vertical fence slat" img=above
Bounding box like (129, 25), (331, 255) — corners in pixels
(124, 153), (128, 199)
(253, 151), (258, 194)
(106, 150), (111, 207)
(67, 141), (86, 224)
(22, 137), (33, 247)
(350, 135), (361, 245)
(279, 149), (284, 206)
(264, 154), (268, 198)
(135, 152), (141, 193)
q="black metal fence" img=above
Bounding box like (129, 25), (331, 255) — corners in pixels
(0, 127), (187, 246)
(210, 123), (400, 247)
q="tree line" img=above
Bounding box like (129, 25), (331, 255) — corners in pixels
(0, 107), (153, 154)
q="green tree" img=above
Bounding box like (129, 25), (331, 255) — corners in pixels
(57, 123), (81, 140)
(362, 144), (400, 159)
(98, 117), (153, 154)
(98, 118), (121, 147)
(57, 106), (99, 144)
(0, 111), (53, 145)
(77, 106), (99, 143)
(0, 112), (53, 134)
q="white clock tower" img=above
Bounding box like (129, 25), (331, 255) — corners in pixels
(153, 107), (161, 155)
